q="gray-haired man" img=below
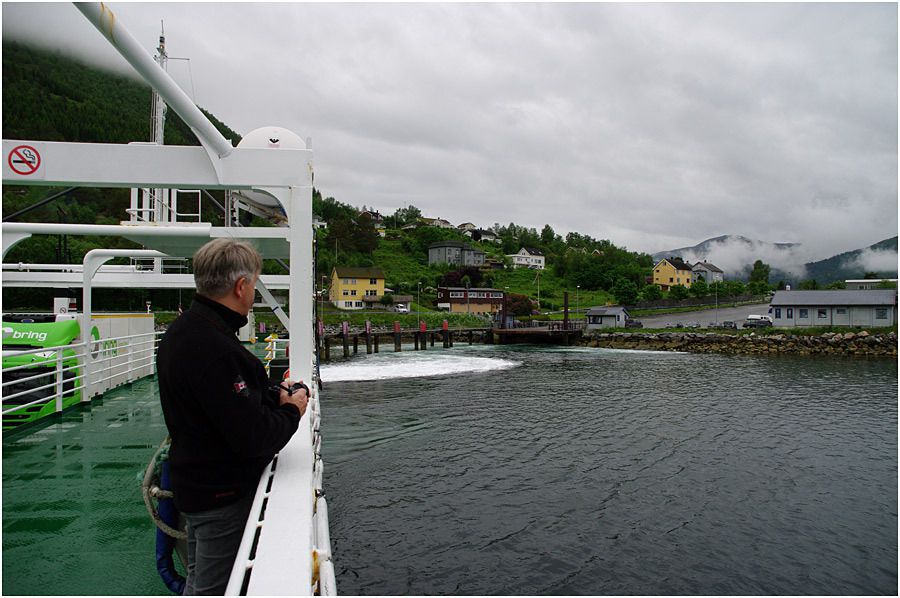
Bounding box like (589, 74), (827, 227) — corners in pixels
(157, 238), (308, 595)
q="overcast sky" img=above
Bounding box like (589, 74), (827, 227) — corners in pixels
(3, 2), (897, 261)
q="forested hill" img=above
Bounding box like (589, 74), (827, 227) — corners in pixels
(2, 41), (245, 309)
(2, 41), (241, 147)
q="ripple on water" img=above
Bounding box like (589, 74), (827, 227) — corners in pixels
(323, 347), (898, 595)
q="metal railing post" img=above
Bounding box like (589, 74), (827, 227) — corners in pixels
(55, 348), (64, 413)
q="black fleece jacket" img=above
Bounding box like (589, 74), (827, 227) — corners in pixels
(156, 295), (301, 513)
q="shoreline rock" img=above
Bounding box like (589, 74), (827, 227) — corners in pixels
(582, 331), (898, 357)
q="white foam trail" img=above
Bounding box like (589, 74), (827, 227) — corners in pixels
(320, 352), (520, 382)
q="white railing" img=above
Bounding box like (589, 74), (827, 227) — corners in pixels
(2, 330), (161, 419)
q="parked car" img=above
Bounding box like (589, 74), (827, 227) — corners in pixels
(685, 321), (701, 329)
(709, 321), (737, 330)
(743, 318), (773, 329)
(625, 319), (643, 329)
(395, 304), (410, 313)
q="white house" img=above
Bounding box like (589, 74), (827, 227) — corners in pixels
(457, 222), (476, 232)
(692, 261), (724, 284)
(463, 228), (500, 243)
(507, 247), (545, 270)
(585, 306), (630, 331)
(844, 279), (897, 290)
(769, 290), (897, 328)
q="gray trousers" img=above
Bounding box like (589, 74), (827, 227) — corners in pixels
(183, 495), (254, 595)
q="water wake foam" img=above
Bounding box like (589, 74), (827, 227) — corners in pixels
(320, 352), (520, 382)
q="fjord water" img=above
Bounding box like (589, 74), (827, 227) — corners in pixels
(322, 345), (898, 595)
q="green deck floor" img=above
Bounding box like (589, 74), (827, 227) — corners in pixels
(2, 376), (175, 596)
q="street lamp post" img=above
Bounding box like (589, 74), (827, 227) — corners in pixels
(714, 278), (719, 325)
(466, 281), (470, 315)
(576, 285), (580, 330)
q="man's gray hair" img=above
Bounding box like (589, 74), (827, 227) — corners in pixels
(193, 238), (263, 298)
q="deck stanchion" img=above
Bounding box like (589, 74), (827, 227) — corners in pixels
(442, 320), (449, 348)
(374, 334), (380, 353)
(55, 349), (64, 413)
(393, 321), (402, 352)
(352, 334), (358, 355)
(324, 337), (330, 361)
(365, 321), (372, 354)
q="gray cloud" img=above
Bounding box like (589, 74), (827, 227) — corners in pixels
(848, 248), (900, 275)
(3, 2), (896, 259)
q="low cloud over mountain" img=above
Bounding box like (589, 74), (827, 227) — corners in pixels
(653, 235), (898, 283)
(652, 235), (810, 279)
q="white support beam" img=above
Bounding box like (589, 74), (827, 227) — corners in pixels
(2, 222), (291, 259)
(2, 140), (310, 194)
(1, 271), (291, 290)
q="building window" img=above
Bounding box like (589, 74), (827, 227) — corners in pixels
(799, 308), (808, 319)
(365, 290), (377, 296)
(450, 292), (464, 298)
(342, 278), (350, 284)
(342, 290), (349, 296)
(817, 309), (827, 319)
(774, 308), (782, 319)
(836, 308), (847, 315)
(787, 308), (793, 318)
(355, 301), (364, 308)
(351, 278), (358, 284)
(369, 278), (377, 284)
(350, 290), (357, 296)
(669, 277), (674, 283)
(875, 308), (888, 320)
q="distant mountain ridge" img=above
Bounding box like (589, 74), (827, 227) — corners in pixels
(653, 235), (897, 284)
(803, 236), (898, 284)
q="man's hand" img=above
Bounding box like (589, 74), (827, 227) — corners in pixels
(279, 379), (309, 417)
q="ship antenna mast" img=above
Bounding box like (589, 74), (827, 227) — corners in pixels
(151, 20), (167, 146)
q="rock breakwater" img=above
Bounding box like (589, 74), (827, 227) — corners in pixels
(585, 330), (898, 357)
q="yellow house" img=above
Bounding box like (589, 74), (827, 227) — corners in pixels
(329, 267), (386, 310)
(652, 258), (693, 291)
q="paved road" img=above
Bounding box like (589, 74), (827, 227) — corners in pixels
(635, 302), (772, 329)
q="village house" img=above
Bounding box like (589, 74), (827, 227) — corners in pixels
(456, 222), (476, 232)
(844, 279), (898, 290)
(463, 228), (500, 243)
(691, 261), (724, 284)
(428, 241), (486, 267)
(584, 306), (630, 331)
(769, 289), (897, 328)
(436, 287), (505, 314)
(329, 266), (386, 310)
(507, 247), (545, 269)
(652, 257), (693, 290)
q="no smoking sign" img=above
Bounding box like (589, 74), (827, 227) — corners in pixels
(7, 144), (42, 176)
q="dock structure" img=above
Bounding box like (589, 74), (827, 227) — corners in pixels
(314, 321), (585, 360)
(491, 325), (583, 346)
(317, 326), (493, 360)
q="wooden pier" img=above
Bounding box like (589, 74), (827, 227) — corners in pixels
(317, 325), (494, 361)
(314, 321), (585, 361)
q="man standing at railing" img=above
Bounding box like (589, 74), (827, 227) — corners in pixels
(156, 238), (309, 595)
